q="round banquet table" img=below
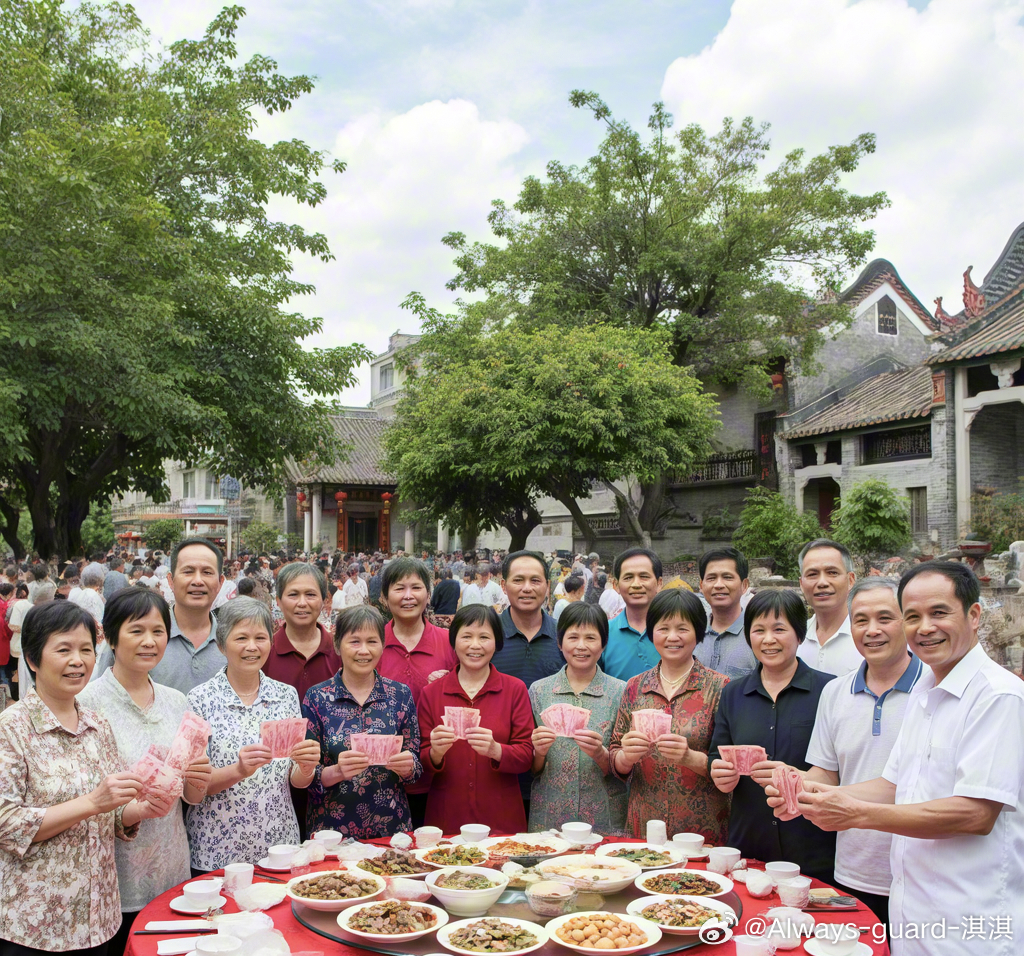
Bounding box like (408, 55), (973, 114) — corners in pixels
(125, 838), (891, 956)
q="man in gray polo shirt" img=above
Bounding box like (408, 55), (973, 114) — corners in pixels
(770, 578), (921, 927)
(694, 547), (756, 678)
(149, 536), (225, 694)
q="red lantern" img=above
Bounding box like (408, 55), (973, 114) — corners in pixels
(296, 491), (306, 503)
(381, 491), (393, 515)
(335, 491), (348, 503)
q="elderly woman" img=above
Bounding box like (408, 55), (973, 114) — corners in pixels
(0, 602), (172, 954)
(78, 589), (212, 956)
(608, 588), (731, 844)
(709, 588), (836, 883)
(302, 605), (421, 837)
(528, 602), (628, 834)
(185, 598), (321, 871)
(376, 557), (456, 828)
(418, 605), (535, 833)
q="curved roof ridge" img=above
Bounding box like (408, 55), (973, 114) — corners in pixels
(838, 258), (938, 330)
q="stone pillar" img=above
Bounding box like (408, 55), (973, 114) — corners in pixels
(311, 486), (322, 551)
(954, 366), (971, 537)
(437, 520), (450, 553)
(303, 509), (312, 553)
(404, 525), (415, 553)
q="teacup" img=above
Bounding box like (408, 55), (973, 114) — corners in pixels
(222, 863), (254, 896)
(460, 824), (490, 843)
(196, 935), (242, 956)
(765, 861), (801, 885)
(672, 833), (705, 856)
(414, 825), (443, 847)
(707, 846), (741, 874)
(182, 879), (223, 908)
(267, 843), (298, 868)
(312, 830), (342, 849)
(560, 822), (592, 842)
(813, 923), (861, 955)
(777, 875), (812, 908)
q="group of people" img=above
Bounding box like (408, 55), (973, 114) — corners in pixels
(0, 534), (1021, 956)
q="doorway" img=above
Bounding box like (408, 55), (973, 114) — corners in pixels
(348, 514), (379, 553)
(803, 477), (841, 530)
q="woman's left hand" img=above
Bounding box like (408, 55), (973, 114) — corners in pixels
(654, 732), (690, 764)
(571, 728), (606, 760)
(133, 788), (177, 820)
(465, 726), (500, 760)
(183, 755), (212, 795)
(289, 739), (321, 776)
(385, 750), (417, 779)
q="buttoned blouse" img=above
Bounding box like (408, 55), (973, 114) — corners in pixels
(0, 690), (138, 950)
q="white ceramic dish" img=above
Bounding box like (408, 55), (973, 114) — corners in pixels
(625, 894), (737, 936)
(803, 940), (871, 956)
(284, 869), (386, 912)
(425, 866), (510, 917)
(545, 911), (662, 955)
(536, 854), (642, 894)
(595, 842), (686, 870)
(336, 900), (449, 943)
(255, 857), (293, 873)
(414, 845), (491, 869)
(478, 835), (572, 858)
(437, 916), (549, 956)
(169, 896), (226, 915)
(555, 830), (603, 847)
(632, 868), (734, 899)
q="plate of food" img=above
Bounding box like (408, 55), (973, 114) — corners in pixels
(536, 854), (642, 894)
(546, 911), (662, 954)
(625, 894), (738, 936)
(416, 844), (490, 868)
(633, 868), (733, 899)
(353, 847), (435, 879)
(595, 843), (686, 869)
(336, 898), (448, 942)
(285, 870), (386, 912)
(437, 916), (549, 955)
(426, 866), (510, 917)
(478, 835), (571, 860)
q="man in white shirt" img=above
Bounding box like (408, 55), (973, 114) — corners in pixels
(461, 563), (503, 607)
(598, 574), (626, 619)
(794, 562), (1024, 956)
(341, 564), (368, 606)
(797, 538), (863, 676)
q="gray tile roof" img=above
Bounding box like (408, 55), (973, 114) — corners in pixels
(981, 222), (1024, 302)
(929, 286), (1024, 364)
(839, 258), (944, 331)
(287, 411), (395, 486)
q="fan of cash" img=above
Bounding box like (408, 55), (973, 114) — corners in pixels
(132, 711), (211, 799)
(349, 732), (404, 765)
(630, 708), (673, 739)
(260, 717), (309, 758)
(540, 702), (592, 737)
(719, 744), (768, 775)
(441, 705), (481, 739)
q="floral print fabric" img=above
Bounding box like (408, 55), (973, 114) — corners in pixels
(0, 689), (138, 951)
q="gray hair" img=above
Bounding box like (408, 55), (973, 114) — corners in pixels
(798, 538), (855, 574)
(215, 597), (273, 650)
(848, 578), (899, 612)
(31, 582), (57, 605)
(276, 562), (327, 600)
(81, 566), (105, 588)
(333, 605), (385, 653)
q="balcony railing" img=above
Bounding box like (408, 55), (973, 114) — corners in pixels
(685, 450), (760, 483)
(112, 499), (254, 524)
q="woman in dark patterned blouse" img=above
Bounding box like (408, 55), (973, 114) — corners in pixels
(608, 588), (730, 844)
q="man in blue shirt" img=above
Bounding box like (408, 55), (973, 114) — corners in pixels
(695, 547), (757, 678)
(601, 548), (663, 681)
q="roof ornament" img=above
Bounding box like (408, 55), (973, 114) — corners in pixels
(962, 266), (985, 318)
(933, 296), (954, 326)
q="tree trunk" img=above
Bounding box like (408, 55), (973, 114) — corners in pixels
(638, 474), (668, 542)
(0, 497), (27, 560)
(460, 516), (478, 553)
(600, 481), (647, 547)
(551, 492), (597, 553)
(500, 502), (542, 551)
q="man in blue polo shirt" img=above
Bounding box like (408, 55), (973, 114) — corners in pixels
(601, 547), (663, 681)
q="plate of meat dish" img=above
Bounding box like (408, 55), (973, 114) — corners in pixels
(633, 868), (734, 898)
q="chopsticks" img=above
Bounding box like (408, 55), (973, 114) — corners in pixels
(134, 929), (216, 936)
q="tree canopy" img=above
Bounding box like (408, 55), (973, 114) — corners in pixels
(0, 1), (370, 558)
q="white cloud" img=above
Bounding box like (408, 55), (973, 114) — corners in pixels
(661, 0), (1024, 314)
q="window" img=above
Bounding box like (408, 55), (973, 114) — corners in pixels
(380, 363), (394, 390)
(908, 487), (928, 534)
(203, 471), (220, 499)
(877, 295), (898, 335)
(862, 425), (931, 464)
(181, 470), (196, 499)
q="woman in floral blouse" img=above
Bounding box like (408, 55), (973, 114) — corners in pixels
(0, 601), (172, 955)
(185, 598), (321, 871)
(303, 605), (422, 838)
(529, 602), (628, 835)
(608, 588), (731, 844)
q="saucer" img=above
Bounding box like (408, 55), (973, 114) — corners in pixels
(556, 831), (603, 847)
(803, 938), (871, 956)
(257, 856), (294, 872)
(169, 895), (226, 915)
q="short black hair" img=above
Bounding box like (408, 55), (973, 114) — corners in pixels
(333, 605), (386, 651)
(0, 582), (13, 598)
(103, 588), (172, 651)
(699, 547), (749, 581)
(743, 589), (808, 645)
(170, 536), (224, 576)
(22, 601), (97, 671)
(646, 588), (708, 644)
(501, 550), (549, 581)
(613, 547), (663, 580)
(798, 538), (854, 574)
(563, 574), (585, 595)
(897, 560), (980, 615)
(236, 576), (256, 596)
(449, 604), (504, 654)
(557, 601), (609, 648)
(381, 556), (432, 599)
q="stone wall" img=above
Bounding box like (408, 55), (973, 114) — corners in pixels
(970, 402), (1024, 495)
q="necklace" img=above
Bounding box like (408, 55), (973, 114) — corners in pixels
(234, 681), (260, 705)
(660, 661), (694, 690)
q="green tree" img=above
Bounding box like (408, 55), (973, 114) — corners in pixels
(733, 487), (823, 578)
(970, 487), (1024, 553)
(831, 478), (912, 555)
(78, 500), (114, 555)
(240, 520), (284, 555)
(143, 519), (184, 554)
(381, 295), (718, 550)
(0, 2), (370, 559)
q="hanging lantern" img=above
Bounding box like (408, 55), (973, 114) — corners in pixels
(296, 491), (306, 503)
(381, 491), (393, 515)
(335, 491), (348, 503)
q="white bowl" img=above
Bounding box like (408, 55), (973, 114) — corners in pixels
(336, 899), (449, 943)
(437, 916), (549, 955)
(536, 854), (642, 894)
(625, 894), (738, 935)
(633, 868), (734, 899)
(425, 865), (510, 917)
(414, 845), (490, 869)
(545, 911), (663, 955)
(284, 869), (386, 912)
(595, 842), (686, 870)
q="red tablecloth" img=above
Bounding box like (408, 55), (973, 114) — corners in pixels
(126, 840), (890, 956)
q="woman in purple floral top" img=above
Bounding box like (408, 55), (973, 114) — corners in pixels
(609, 589), (730, 844)
(303, 606), (422, 838)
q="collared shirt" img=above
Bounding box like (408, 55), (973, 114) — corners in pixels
(601, 609), (660, 682)
(149, 609), (224, 695)
(528, 666), (628, 835)
(493, 609), (564, 689)
(882, 644), (1024, 956)
(708, 660), (837, 882)
(598, 587), (626, 620)
(342, 577), (368, 607)
(263, 623), (341, 706)
(78, 670), (191, 912)
(378, 621), (457, 706)
(609, 660), (731, 844)
(462, 580), (504, 607)
(797, 614), (862, 676)
(430, 579), (461, 615)
(185, 670), (301, 869)
(0, 689), (138, 949)
(805, 655), (923, 895)
(303, 671), (422, 839)
(694, 612), (757, 679)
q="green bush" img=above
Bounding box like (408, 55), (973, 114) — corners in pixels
(239, 521), (285, 554)
(700, 506), (736, 540)
(969, 488), (1024, 552)
(733, 487), (823, 578)
(830, 478), (912, 555)
(144, 519), (185, 553)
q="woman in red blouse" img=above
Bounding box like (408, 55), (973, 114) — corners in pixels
(418, 605), (534, 834)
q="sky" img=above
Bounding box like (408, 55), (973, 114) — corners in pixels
(124, 0), (1024, 404)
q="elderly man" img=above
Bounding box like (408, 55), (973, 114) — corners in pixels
(791, 562), (1024, 956)
(103, 556), (130, 599)
(341, 563), (368, 607)
(797, 538), (862, 676)
(461, 563), (503, 607)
